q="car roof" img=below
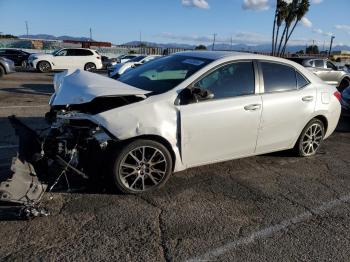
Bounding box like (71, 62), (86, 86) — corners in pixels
(174, 50), (298, 64)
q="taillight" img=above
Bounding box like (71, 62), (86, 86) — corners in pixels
(333, 91), (341, 101)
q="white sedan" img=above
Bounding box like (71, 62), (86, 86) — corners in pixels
(45, 51), (341, 193)
(28, 48), (103, 72)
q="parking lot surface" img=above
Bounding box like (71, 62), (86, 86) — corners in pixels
(0, 71), (350, 261)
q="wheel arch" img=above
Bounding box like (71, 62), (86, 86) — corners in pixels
(120, 134), (176, 171)
(0, 63), (6, 74)
(313, 115), (328, 134)
(84, 62), (96, 70)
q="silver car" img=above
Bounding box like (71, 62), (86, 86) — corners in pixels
(0, 56), (16, 77)
(12, 52), (342, 194)
(288, 57), (350, 92)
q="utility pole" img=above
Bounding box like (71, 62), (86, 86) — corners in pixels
(212, 33), (217, 51)
(139, 31), (142, 54)
(323, 40), (325, 52)
(230, 36), (233, 51)
(25, 21), (29, 37)
(328, 35), (335, 57)
(89, 28), (92, 41)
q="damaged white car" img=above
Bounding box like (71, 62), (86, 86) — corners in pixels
(2, 52), (342, 200)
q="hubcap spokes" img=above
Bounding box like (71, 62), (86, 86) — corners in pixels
(302, 124), (323, 156)
(119, 146), (167, 192)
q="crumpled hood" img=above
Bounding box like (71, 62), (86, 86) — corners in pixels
(51, 69), (150, 106)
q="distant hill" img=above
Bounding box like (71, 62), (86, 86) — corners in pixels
(15, 35), (350, 52)
(18, 34), (92, 41)
(123, 41), (350, 53)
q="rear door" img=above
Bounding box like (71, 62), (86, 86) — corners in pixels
(256, 61), (316, 154)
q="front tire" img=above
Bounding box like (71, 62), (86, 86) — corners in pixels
(21, 60), (27, 68)
(111, 139), (173, 194)
(37, 61), (51, 73)
(295, 119), (325, 157)
(0, 66), (4, 78)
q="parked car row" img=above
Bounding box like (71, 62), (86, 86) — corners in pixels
(108, 55), (162, 78)
(287, 57), (350, 92)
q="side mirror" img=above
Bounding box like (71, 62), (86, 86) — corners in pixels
(191, 87), (214, 102)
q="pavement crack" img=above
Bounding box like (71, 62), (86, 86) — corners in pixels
(159, 209), (171, 262)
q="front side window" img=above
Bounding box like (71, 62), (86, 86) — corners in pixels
(118, 55), (213, 94)
(326, 61), (337, 70)
(56, 49), (68, 56)
(195, 61), (255, 99)
(261, 62), (297, 93)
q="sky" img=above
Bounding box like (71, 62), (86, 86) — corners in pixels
(0, 0), (349, 47)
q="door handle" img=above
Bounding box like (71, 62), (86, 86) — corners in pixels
(302, 96), (314, 102)
(244, 104), (261, 111)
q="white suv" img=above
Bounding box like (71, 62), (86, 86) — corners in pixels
(28, 48), (103, 72)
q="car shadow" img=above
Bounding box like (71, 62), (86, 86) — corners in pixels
(0, 113), (349, 220)
(0, 84), (54, 96)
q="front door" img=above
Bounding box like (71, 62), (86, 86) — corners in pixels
(179, 61), (262, 167)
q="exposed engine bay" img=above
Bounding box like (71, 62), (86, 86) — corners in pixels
(0, 96), (142, 218)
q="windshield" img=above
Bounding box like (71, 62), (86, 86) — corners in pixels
(51, 49), (61, 55)
(129, 55), (146, 62)
(118, 55), (213, 94)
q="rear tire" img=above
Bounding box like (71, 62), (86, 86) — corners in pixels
(37, 61), (51, 73)
(84, 63), (96, 71)
(295, 119), (325, 157)
(111, 139), (173, 194)
(0, 66), (4, 78)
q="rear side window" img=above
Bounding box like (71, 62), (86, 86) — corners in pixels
(195, 61), (255, 99)
(314, 60), (324, 68)
(261, 62), (297, 93)
(296, 71), (309, 89)
(69, 49), (93, 56)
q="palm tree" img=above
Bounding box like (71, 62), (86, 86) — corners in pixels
(281, 0), (310, 55)
(273, 0), (288, 56)
(277, 0), (298, 56)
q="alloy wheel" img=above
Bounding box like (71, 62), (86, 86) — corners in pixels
(118, 146), (167, 192)
(85, 63), (96, 71)
(301, 123), (324, 156)
(39, 62), (50, 72)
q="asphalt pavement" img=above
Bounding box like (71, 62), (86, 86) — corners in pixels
(0, 71), (350, 262)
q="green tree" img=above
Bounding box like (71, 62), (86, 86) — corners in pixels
(306, 45), (319, 54)
(281, 0), (310, 55)
(272, 0), (310, 56)
(195, 44), (207, 50)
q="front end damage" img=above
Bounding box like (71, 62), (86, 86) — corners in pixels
(0, 113), (115, 218)
(0, 70), (151, 218)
